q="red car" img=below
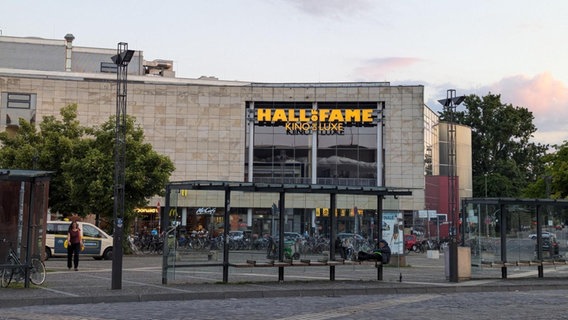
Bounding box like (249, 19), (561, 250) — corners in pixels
(404, 234), (418, 252)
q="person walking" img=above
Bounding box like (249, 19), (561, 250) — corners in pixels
(67, 221), (83, 271)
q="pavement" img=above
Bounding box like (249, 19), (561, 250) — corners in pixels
(2, 251), (568, 308)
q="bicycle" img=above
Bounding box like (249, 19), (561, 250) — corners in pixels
(1, 238), (46, 287)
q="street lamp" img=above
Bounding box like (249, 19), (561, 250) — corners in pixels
(111, 42), (134, 290)
(437, 90), (465, 237)
(438, 89), (465, 283)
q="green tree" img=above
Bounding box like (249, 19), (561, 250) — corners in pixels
(524, 142), (568, 199)
(439, 93), (548, 197)
(0, 104), (89, 214)
(0, 104), (175, 229)
(65, 115), (175, 227)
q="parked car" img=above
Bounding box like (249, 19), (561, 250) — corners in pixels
(283, 232), (303, 242)
(337, 233), (365, 242)
(46, 221), (113, 260)
(228, 231), (245, 240)
(535, 236), (560, 256)
(404, 234), (418, 252)
(528, 231), (555, 240)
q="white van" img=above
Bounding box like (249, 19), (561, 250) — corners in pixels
(45, 221), (113, 260)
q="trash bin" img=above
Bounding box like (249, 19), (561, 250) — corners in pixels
(444, 246), (471, 281)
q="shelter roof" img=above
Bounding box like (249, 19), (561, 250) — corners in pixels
(0, 169), (53, 182)
(167, 180), (412, 197)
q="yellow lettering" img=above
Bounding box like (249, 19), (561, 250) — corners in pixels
(319, 109), (330, 122)
(287, 109), (298, 121)
(272, 109), (287, 122)
(362, 109), (373, 122)
(299, 109), (310, 121)
(135, 207), (159, 214)
(310, 109), (318, 122)
(344, 109), (360, 122)
(257, 108), (376, 127)
(257, 109), (272, 122)
(328, 109), (344, 122)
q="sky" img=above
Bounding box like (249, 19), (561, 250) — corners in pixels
(2, 0), (568, 146)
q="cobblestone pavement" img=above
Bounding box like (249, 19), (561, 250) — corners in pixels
(2, 251), (568, 319)
(1, 289), (568, 320)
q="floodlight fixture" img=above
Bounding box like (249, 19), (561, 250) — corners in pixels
(111, 48), (135, 66)
(437, 95), (465, 107)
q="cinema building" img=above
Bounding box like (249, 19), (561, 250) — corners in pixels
(0, 34), (472, 239)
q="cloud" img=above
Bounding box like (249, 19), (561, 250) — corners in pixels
(352, 57), (423, 81)
(484, 73), (568, 146)
(284, 0), (374, 17)
(426, 73), (568, 146)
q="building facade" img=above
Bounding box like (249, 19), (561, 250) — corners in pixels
(0, 34), (471, 238)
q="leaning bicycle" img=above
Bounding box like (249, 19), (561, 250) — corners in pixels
(1, 238), (46, 287)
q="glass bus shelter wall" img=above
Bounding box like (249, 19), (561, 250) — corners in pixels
(462, 199), (568, 267)
(161, 182), (410, 284)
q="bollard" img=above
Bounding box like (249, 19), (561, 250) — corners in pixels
(449, 237), (458, 282)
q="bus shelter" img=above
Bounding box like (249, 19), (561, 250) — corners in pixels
(461, 197), (568, 279)
(0, 169), (52, 287)
(161, 180), (412, 284)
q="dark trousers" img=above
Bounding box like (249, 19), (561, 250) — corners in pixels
(67, 242), (81, 269)
(335, 247), (346, 259)
(357, 251), (380, 261)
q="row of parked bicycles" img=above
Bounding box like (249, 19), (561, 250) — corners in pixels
(129, 234), (165, 255)
(404, 235), (450, 253)
(128, 231), (381, 257)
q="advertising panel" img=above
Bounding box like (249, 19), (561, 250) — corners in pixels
(382, 212), (404, 255)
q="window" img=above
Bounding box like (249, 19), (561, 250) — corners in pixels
(5, 93), (34, 109)
(83, 225), (101, 238)
(100, 62), (118, 73)
(46, 223), (69, 235)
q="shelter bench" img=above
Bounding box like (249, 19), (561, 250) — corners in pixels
(230, 258), (384, 282)
(231, 258), (382, 268)
(477, 259), (568, 279)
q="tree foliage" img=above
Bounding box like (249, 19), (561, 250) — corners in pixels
(438, 93), (548, 197)
(0, 104), (175, 226)
(524, 142), (568, 199)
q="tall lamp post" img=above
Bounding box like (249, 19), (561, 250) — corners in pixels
(111, 42), (135, 290)
(438, 89), (465, 283)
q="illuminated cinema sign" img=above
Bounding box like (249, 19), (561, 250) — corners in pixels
(256, 108), (379, 135)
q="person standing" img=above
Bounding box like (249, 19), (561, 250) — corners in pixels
(335, 237), (346, 259)
(67, 221), (83, 271)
